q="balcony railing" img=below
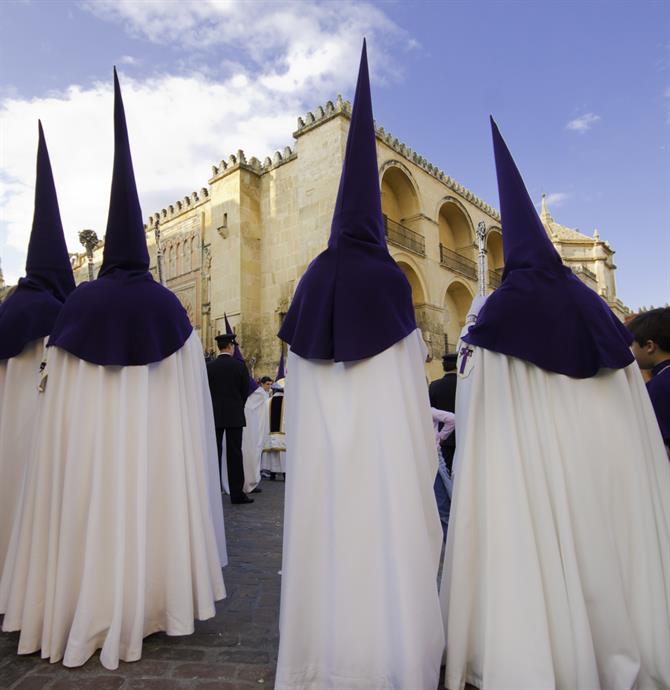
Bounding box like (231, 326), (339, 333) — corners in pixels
(488, 268), (503, 289)
(439, 244), (477, 281)
(383, 215), (425, 256)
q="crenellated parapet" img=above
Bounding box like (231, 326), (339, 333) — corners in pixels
(294, 95), (501, 222)
(294, 94), (351, 134)
(145, 187), (210, 230)
(209, 145), (297, 182)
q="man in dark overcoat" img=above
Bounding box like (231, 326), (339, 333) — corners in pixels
(207, 333), (252, 504)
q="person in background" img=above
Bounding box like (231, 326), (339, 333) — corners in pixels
(628, 307), (670, 456)
(261, 379), (286, 481)
(431, 406), (455, 540)
(260, 375), (273, 393)
(207, 333), (251, 504)
(429, 352), (458, 473)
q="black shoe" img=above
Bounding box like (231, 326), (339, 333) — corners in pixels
(231, 495), (254, 504)
(250, 487), (262, 494)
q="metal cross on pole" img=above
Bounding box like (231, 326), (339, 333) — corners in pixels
(78, 229), (99, 282)
(476, 221), (488, 297)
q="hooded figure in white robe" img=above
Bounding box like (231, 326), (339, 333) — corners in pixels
(243, 385), (269, 493)
(0, 123), (76, 580)
(0, 70), (226, 671)
(441, 118), (670, 690)
(274, 41), (445, 690)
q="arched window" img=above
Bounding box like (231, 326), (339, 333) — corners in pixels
(380, 166), (424, 255)
(437, 200), (477, 281)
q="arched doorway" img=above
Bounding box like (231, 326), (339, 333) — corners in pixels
(396, 259), (426, 307)
(443, 280), (473, 354)
(381, 166), (419, 221)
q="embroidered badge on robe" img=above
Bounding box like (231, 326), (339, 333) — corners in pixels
(457, 342), (476, 379)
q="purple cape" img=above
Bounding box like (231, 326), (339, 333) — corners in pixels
(48, 69), (192, 366)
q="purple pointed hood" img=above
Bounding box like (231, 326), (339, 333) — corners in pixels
(224, 313), (258, 394)
(276, 350), (285, 380)
(48, 69), (192, 366)
(463, 118), (633, 378)
(278, 40), (415, 361)
(98, 68), (150, 275)
(0, 122), (76, 359)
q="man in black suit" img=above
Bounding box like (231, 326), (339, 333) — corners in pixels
(429, 352), (458, 472)
(207, 333), (252, 504)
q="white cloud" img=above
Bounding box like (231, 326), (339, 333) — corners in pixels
(542, 192), (569, 208)
(565, 112), (601, 133)
(1, 1), (408, 284)
(80, 0), (409, 86)
(118, 55), (139, 65)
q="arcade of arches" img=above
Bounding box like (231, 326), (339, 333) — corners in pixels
(381, 166), (489, 378)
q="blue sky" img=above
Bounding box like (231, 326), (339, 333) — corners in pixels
(1, 0), (668, 309)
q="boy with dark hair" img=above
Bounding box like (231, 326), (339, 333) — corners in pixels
(628, 307), (670, 454)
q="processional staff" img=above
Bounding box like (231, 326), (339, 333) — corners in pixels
(153, 218), (166, 286)
(78, 229), (99, 282)
(476, 220), (488, 297)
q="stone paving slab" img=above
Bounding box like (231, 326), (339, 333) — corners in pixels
(0, 479), (460, 690)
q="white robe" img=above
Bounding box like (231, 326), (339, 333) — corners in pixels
(441, 348), (670, 690)
(0, 338), (44, 582)
(275, 329), (445, 690)
(0, 331), (227, 670)
(261, 392), (286, 474)
(242, 387), (269, 493)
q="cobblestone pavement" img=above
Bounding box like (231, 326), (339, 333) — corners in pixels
(0, 479), (459, 690)
(0, 479), (284, 690)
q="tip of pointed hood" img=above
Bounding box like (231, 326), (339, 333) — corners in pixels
(278, 39), (416, 362)
(24, 120), (76, 302)
(224, 313), (234, 335)
(99, 67), (150, 275)
(465, 116), (635, 378)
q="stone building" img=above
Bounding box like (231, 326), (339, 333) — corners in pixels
(69, 96), (629, 379)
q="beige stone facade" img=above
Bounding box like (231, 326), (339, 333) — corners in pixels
(69, 96), (629, 380)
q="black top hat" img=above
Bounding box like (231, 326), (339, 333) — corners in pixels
(215, 333), (237, 348)
(442, 352), (458, 371)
